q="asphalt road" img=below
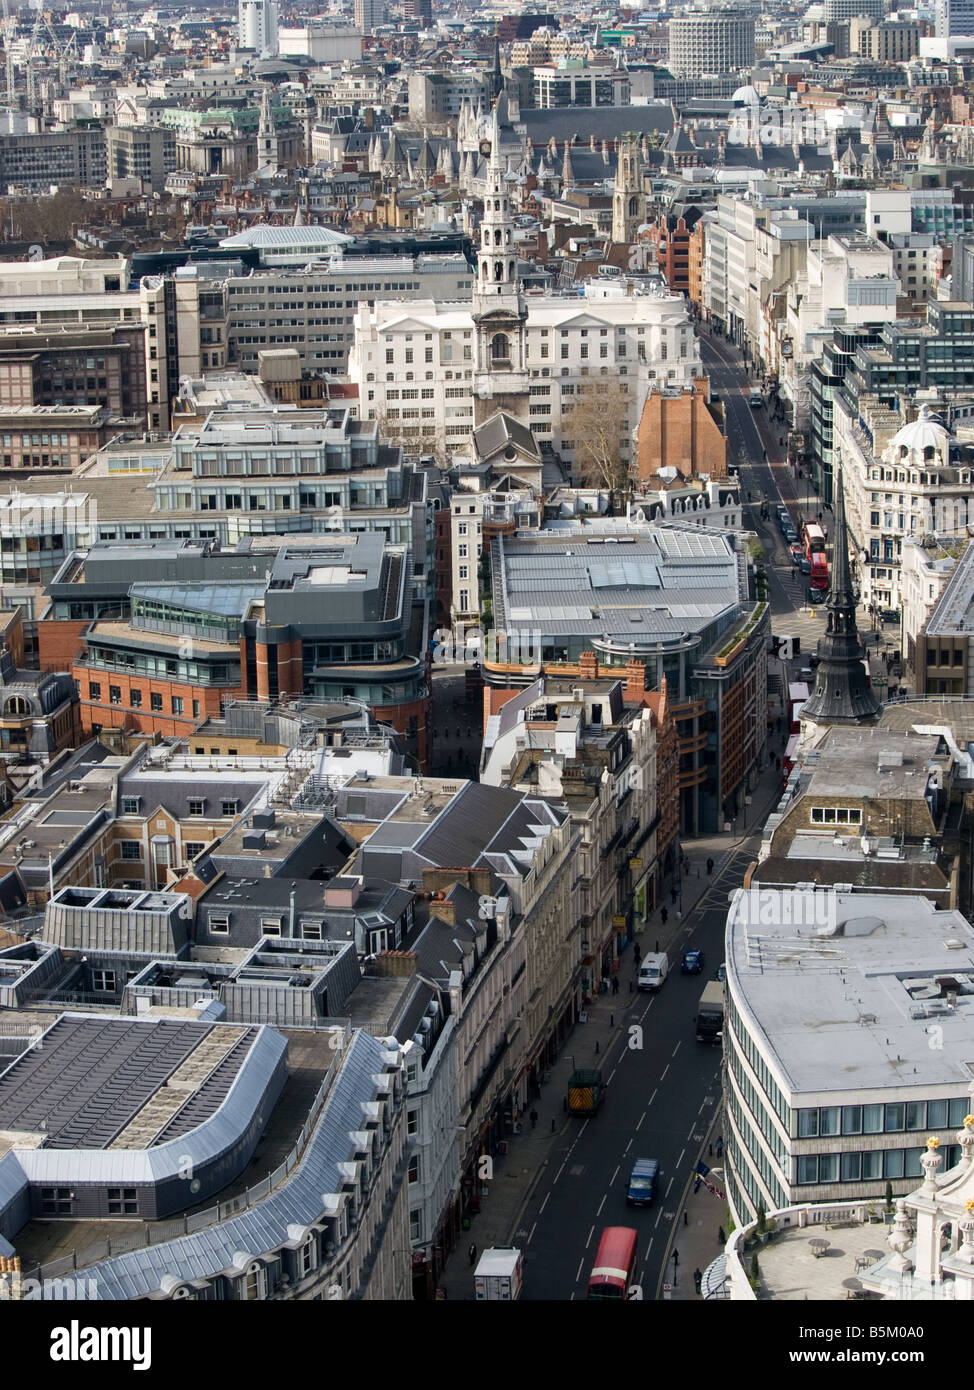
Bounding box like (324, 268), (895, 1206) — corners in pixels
(518, 848), (755, 1301)
(701, 338), (818, 622)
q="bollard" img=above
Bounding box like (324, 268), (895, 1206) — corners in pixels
(610, 1014), (614, 1027)
(595, 1040), (599, 1054)
(551, 1118), (556, 1133)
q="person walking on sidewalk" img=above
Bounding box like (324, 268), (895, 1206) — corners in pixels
(530, 1109), (538, 1129)
(706, 857), (714, 875)
(469, 1243), (477, 1267)
(633, 943), (641, 966)
(660, 907), (668, 926)
(612, 974), (620, 995)
(693, 1268), (703, 1295)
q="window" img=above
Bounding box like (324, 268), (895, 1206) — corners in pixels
(209, 914), (229, 934)
(121, 797), (140, 815)
(92, 969), (116, 992)
(302, 920), (323, 940)
(107, 1186), (137, 1216)
(171, 696), (184, 716)
(189, 798), (206, 816)
(129, 689), (142, 709)
(409, 1209), (422, 1241)
(221, 800), (238, 817)
(120, 841), (142, 861)
(183, 842), (205, 860)
(407, 1154), (420, 1184)
(109, 685), (121, 705)
(150, 693), (163, 712)
(40, 1187), (74, 1216)
(407, 1109), (418, 1137)
(261, 917), (282, 937)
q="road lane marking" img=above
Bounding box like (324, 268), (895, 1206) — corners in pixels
(575, 1258), (585, 1283)
(660, 1064), (669, 1081)
(610, 1165), (620, 1186)
(643, 1239), (653, 1264)
(554, 1163), (566, 1184)
(654, 1208), (663, 1228)
(528, 1222), (537, 1245)
(647, 1088), (657, 1109)
(671, 1041), (682, 1058)
(624, 1138), (633, 1154)
(597, 1194), (607, 1217)
(585, 1224), (595, 1250)
(636, 1112), (644, 1130)
(540, 1192), (551, 1215)
(609, 1067), (617, 1083)
(664, 1176), (675, 1197)
(676, 1147), (686, 1168)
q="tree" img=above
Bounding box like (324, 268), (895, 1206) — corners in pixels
(1, 190), (92, 245)
(561, 377), (633, 492)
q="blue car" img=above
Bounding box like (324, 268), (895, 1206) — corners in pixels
(681, 948), (705, 974)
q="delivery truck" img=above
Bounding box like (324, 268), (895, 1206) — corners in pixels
(696, 981), (725, 1044)
(474, 1247), (523, 1301)
(567, 1068), (604, 1115)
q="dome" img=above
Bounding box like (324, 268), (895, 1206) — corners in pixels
(885, 405), (952, 465)
(732, 84), (761, 106)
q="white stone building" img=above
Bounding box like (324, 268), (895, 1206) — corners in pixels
(349, 105), (700, 468)
(836, 402), (974, 613)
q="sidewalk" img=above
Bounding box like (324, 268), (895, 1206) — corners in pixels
(435, 755), (790, 1300)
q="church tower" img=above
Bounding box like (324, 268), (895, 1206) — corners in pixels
(800, 463), (881, 740)
(472, 102), (530, 427)
(257, 84), (279, 173)
(612, 133), (643, 246)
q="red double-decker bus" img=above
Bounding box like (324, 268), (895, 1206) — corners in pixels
(587, 1227), (639, 1300)
(803, 521), (828, 591)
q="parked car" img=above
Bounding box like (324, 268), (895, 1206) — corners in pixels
(798, 556), (811, 574)
(715, 962), (727, 983)
(784, 527), (798, 545)
(790, 543), (803, 563)
(681, 948), (705, 974)
(880, 608), (900, 624)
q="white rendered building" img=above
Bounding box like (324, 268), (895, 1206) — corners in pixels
(349, 112), (700, 467)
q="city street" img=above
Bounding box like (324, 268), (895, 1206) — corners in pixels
(514, 848), (754, 1300)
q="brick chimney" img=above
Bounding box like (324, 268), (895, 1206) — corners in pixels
(625, 659), (646, 698)
(578, 651), (598, 680)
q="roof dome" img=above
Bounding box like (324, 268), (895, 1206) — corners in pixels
(732, 84), (761, 106)
(885, 405), (952, 464)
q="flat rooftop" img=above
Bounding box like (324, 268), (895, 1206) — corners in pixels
(802, 728), (945, 800)
(727, 888), (974, 1098)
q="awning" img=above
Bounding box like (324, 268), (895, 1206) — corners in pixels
(701, 1254), (730, 1300)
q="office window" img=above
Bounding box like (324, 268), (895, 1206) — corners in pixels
(171, 697), (184, 715)
(150, 693), (163, 712)
(130, 689), (142, 709)
(221, 800), (238, 817)
(189, 798), (206, 816)
(109, 685), (121, 705)
(209, 915), (229, 934)
(120, 841), (142, 861)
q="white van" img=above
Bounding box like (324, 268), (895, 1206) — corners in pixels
(638, 953), (668, 991)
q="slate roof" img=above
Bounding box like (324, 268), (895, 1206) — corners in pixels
(75, 1029), (399, 1300)
(472, 412), (541, 463)
(520, 107), (674, 144)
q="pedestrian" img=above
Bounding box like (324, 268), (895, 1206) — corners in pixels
(671, 885), (678, 904)
(612, 974), (620, 996)
(716, 1136), (724, 1158)
(683, 1210), (689, 1226)
(706, 857), (714, 875)
(530, 1108), (538, 1129)
(718, 1227), (726, 1245)
(693, 1268), (703, 1294)
(672, 1249), (679, 1267)
(469, 1242), (477, 1267)
(660, 906), (668, 926)
(633, 943), (641, 965)
(693, 1177), (701, 1195)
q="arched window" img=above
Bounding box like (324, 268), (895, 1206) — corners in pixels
(494, 228), (502, 245)
(481, 261), (488, 281)
(5, 696), (28, 717)
(491, 333), (510, 364)
(494, 261), (503, 281)
(508, 261), (515, 280)
(629, 196), (638, 217)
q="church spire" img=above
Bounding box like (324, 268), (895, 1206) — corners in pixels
(801, 464), (881, 728)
